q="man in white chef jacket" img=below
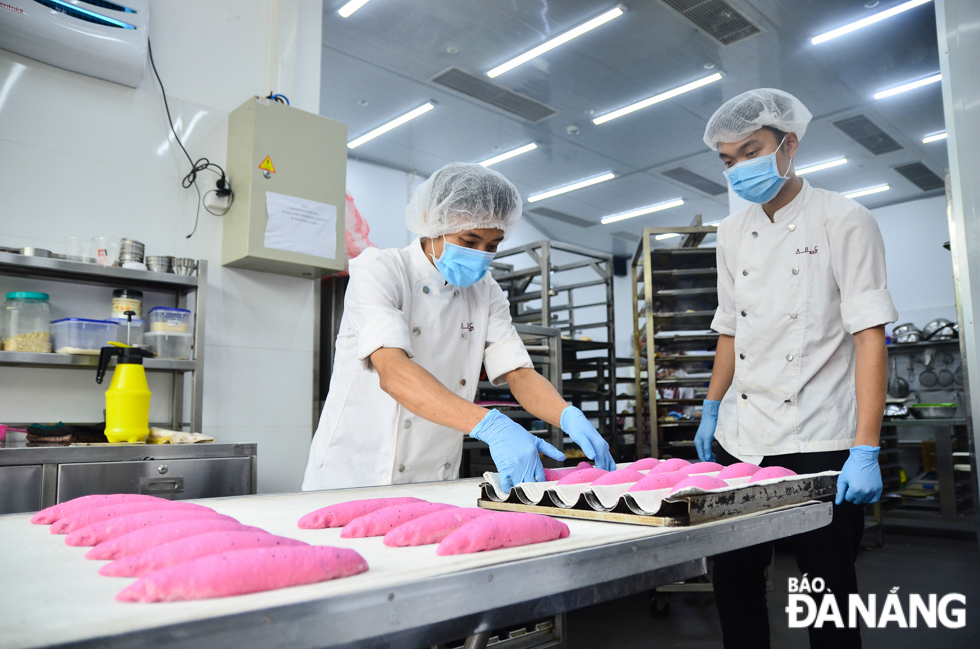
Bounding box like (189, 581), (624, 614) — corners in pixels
(695, 89), (896, 649)
(303, 162), (615, 493)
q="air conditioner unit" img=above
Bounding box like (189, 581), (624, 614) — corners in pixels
(0, 0), (149, 87)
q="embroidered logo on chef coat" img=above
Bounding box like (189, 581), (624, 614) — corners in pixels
(796, 246), (819, 255)
(461, 323), (474, 332)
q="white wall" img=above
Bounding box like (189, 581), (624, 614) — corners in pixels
(0, 0), (323, 494)
(345, 159), (419, 251)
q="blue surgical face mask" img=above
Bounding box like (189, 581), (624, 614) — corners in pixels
(431, 237), (495, 287)
(724, 137), (791, 204)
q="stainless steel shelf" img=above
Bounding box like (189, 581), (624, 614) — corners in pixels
(0, 351), (196, 372)
(0, 251), (198, 290)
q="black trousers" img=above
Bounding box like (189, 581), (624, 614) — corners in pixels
(712, 447), (865, 649)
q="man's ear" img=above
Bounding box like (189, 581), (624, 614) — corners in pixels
(784, 132), (800, 160)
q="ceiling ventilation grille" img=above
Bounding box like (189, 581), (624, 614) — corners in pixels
(430, 67), (560, 122)
(529, 208), (595, 228)
(661, 0), (762, 46)
(893, 162), (945, 191)
(662, 167), (728, 196)
(833, 115), (903, 155)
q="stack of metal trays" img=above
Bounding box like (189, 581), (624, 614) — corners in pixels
(119, 239), (145, 264)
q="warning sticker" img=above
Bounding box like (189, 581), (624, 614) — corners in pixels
(258, 156), (276, 174)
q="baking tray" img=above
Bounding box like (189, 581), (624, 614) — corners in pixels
(478, 471), (838, 527)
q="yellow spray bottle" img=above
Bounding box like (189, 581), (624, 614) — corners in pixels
(96, 342), (154, 444)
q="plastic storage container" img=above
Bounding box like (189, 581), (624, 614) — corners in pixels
(110, 316), (145, 347)
(2, 292), (52, 352)
(51, 319), (119, 355)
(147, 307), (192, 333)
(146, 331), (192, 360)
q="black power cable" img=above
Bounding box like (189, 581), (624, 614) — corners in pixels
(147, 38), (233, 238)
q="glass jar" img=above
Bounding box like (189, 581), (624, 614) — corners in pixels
(2, 292), (52, 352)
(110, 289), (143, 319)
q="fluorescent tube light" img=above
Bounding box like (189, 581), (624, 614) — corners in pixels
(843, 184), (890, 199)
(812, 0), (931, 45)
(487, 6), (625, 78)
(338, 0), (371, 18)
(796, 157), (847, 176)
(46, 0), (136, 28)
(922, 131), (948, 143)
(600, 199), (685, 225)
(479, 143), (537, 167)
(593, 73), (723, 125)
(874, 73), (941, 99)
(528, 173), (616, 203)
(655, 233), (681, 241)
(348, 103), (435, 149)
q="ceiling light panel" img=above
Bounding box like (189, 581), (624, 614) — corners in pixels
(812, 0), (931, 45)
(479, 143), (537, 167)
(796, 158), (847, 175)
(593, 73), (722, 125)
(600, 199), (685, 225)
(874, 73), (942, 99)
(487, 5), (625, 78)
(843, 184), (890, 199)
(922, 132), (947, 143)
(528, 173), (616, 203)
(347, 102), (434, 149)
(338, 0), (371, 18)
(655, 233), (681, 240)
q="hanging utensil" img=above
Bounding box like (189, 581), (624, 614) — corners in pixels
(908, 355), (916, 384)
(954, 363), (964, 387)
(888, 356), (910, 398)
(938, 352), (955, 387)
(919, 348), (938, 388)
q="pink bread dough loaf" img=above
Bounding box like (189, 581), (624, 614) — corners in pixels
(340, 502), (457, 538)
(669, 475), (728, 494)
(51, 501), (209, 535)
(555, 468), (608, 485)
(717, 463), (763, 479)
(748, 466), (798, 483)
(66, 510), (235, 547)
(116, 545), (369, 602)
(86, 519), (262, 561)
(629, 458), (661, 471)
(627, 472), (686, 493)
(677, 461), (725, 475)
(101, 531), (309, 578)
(543, 462), (593, 482)
(437, 512), (570, 556)
(590, 469), (645, 486)
(31, 494), (167, 525)
(650, 458), (691, 474)
(383, 508), (494, 547)
(297, 497), (426, 529)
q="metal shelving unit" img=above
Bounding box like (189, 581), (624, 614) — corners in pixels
(491, 241), (618, 458)
(0, 251), (206, 433)
(631, 218), (718, 460)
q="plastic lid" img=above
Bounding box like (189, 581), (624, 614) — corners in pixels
(50, 318), (119, 325)
(148, 306), (191, 314)
(6, 291), (49, 300)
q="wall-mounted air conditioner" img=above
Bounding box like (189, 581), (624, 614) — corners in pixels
(0, 0), (149, 87)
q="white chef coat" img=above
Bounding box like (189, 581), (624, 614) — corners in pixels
(711, 180), (898, 462)
(302, 238), (533, 491)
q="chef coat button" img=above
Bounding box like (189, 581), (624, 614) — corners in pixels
(444, 463), (451, 470)
(792, 267), (799, 275)
(404, 420), (412, 429)
(454, 289), (460, 297)
(412, 327), (421, 336)
(741, 394), (748, 400)
(790, 311), (798, 319)
(460, 379), (466, 386)
(740, 310), (747, 317)
(742, 270), (748, 276)
(398, 465), (405, 473)
(788, 224), (796, 232)
(422, 286), (430, 294)
(786, 354), (794, 362)
(461, 331), (468, 339)
(751, 231), (758, 238)
(739, 353), (746, 360)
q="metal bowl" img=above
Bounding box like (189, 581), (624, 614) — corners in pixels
(145, 256), (174, 273)
(909, 403), (958, 419)
(173, 258), (197, 276)
(892, 323), (922, 344)
(922, 318), (957, 341)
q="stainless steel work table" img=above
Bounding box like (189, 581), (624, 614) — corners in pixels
(0, 478), (832, 649)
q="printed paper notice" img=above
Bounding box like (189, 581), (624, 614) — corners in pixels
(263, 192), (337, 259)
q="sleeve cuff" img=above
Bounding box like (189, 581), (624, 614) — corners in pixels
(356, 314), (414, 368)
(710, 308), (737, 336)
(841, 289), (899, 334)
(484, 336), (533, 385)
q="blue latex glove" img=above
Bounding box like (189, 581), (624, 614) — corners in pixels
(694, 400), (720, 462)
(836, 445), (882, 505)
(560, 406), (616, 471)
(470, 409), (565, 492)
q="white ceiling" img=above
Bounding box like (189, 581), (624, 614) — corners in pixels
(320, 0), (946, 255)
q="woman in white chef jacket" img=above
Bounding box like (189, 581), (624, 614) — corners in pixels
(303, 163), (615, 493)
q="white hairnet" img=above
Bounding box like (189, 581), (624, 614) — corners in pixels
(405, 163), (523, 239)
(703, 88), (813, 150)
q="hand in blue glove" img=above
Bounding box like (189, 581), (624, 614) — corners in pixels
(836, 445), (882, 505)
(560, 406), (616, 471)
(470, 409), (565, 492)
(694, 400), (720, 462)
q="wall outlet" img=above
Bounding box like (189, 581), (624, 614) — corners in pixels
(205, 181), (231, 212)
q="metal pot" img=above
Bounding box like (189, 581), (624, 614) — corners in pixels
(892, 323), (921, 344)
(922, 318), (957, 341)
(909, 403), (958, 419)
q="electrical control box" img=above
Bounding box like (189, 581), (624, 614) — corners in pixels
(222, 97), (348, 278)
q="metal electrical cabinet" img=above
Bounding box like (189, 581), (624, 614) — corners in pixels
(222, 97), (348, 278)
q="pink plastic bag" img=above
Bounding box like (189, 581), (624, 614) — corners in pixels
(344, 192), (376, 272)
